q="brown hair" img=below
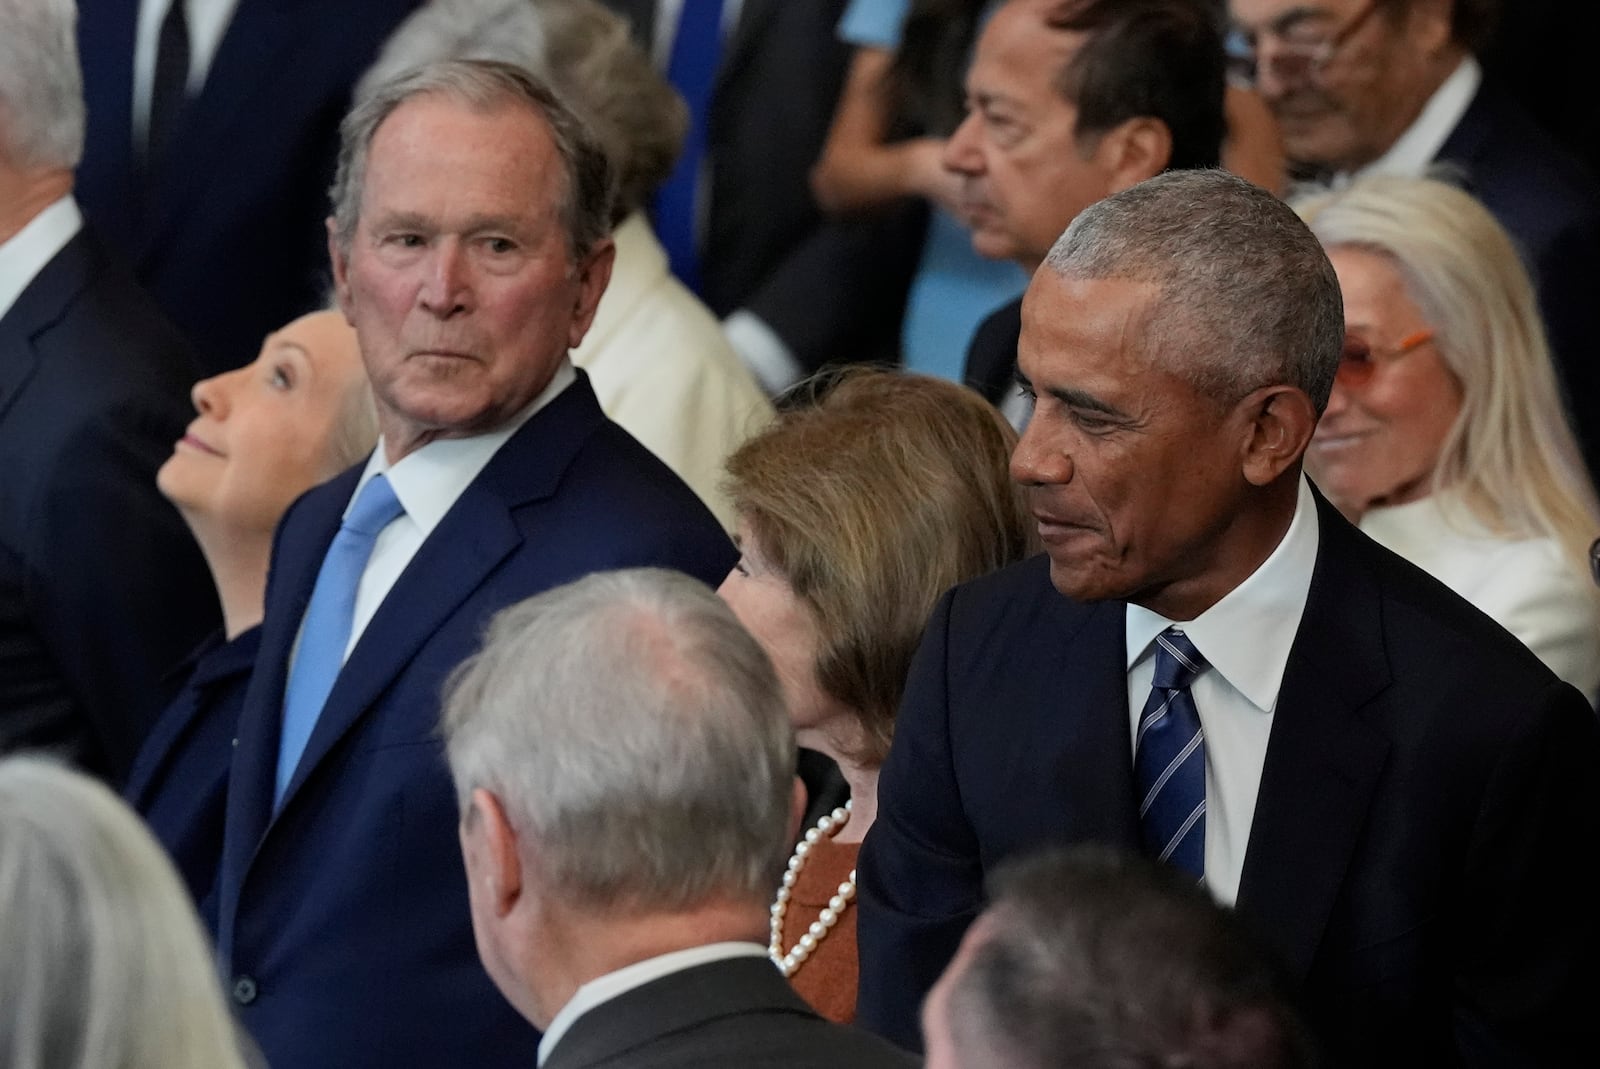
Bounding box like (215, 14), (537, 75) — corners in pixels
(724, 369), (1037, 766)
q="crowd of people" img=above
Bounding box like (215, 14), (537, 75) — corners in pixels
(2, 1), (1597, 1067)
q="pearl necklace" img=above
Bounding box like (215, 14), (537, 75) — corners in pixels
(769, 799), (855, 977)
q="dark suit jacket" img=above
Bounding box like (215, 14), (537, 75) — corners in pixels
(544, 956), (918, 1069)
(963, 296), (1021, 405)
(213, 373), (735, 1069)
(1434, 80), (1600, 479)
(75, 0), (423, 372)
(125, 626), (260, 924)
(0, 226), (219, 781)
(603, 0), (918, 372)
(856, 492), (1600, 1066)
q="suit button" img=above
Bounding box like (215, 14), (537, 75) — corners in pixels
(232, 976), (258, 1005)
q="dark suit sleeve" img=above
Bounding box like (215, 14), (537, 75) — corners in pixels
(26, 400), (218, 780)
(1451, 677), (1600, 1065)
(855, 587), (985, 1051)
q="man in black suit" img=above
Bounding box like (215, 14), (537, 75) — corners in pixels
(953, 0), (1226, 411)
(0, 0), (218, 781)
(442, 568), (917, 1069)
(1227, 0), (1600, 477)
(855, 169), (1600, 1066)
(601, 0), (916, 388)
(75, 0), (423, 372)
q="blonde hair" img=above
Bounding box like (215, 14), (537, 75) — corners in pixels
(724, 369), (1037, 766)
(1295, 173), (1600, 579)
(0, 756), (252, 1069)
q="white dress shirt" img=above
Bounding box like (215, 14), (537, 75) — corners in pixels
(1352, 56), (1481, 181)
(132, 0), (242, 148)
(306, 360), (576, 664)
(0, 197), (83, 322)
(1124, 476), (1320, 906)
(536, 942), (770, 1065)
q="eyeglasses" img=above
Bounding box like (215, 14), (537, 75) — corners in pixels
(1335, 328), (1434, 389)
(1227, 0), (1382, 88)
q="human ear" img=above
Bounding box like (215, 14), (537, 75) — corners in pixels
(565, 237), (617, 350)
(326, 218), (355, 325)
(1094, 117), (1174, 193)
(464, 787), (524, 917)
(1239, 386), (1318, 486)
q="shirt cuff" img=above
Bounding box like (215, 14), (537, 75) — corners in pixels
(723, 310), (804, 397)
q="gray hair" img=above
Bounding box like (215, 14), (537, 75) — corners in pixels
(1045, 168), (1345, 412)
(357, 0), (684, 221)
(1295, 172), (1600, 580)
(0, 0), (85, 169)
(945, 846), (1313, 1069)
(329, 57), (616, 259)
(441, 568), (797, 912)
(0, 756), (251, 1069)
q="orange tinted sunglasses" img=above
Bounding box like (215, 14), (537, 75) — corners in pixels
(1335, 329), (1434, 389)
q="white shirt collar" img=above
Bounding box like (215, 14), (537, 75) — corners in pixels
(1354, 56), (1481, 180)
(536, 942), (770, 1065)
(0, 196), (83, 322)
(350, 358), (576, 536)
(1125, 476), (1320, 713)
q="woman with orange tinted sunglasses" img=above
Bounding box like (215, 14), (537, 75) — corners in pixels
(1296, 174), (1600, 703)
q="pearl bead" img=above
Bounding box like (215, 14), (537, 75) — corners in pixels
(768, 798), (858, 977)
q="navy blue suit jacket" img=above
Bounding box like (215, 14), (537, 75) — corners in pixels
(856, 491), (1600, 1066)
(214, 373), (735, 1069)
(1435, 81), (1600, 478)
(0, 226), (219, 780)
(75, 0), (423, 372)
(126, 626), (260, 925)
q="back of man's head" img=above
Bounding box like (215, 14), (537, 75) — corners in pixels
(0, 0), (84, 171)
(442, 568), (795, 914)
(1043, 0), (1227, 171)
(1046, 168), (1343, 413)
(927, 846), (1316, 1069)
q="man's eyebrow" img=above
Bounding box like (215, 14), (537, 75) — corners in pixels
(1266, 6), (1332, 35)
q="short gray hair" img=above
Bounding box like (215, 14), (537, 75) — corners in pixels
(1045, 168), (1345, 412)
(357, 0), (684, 221)
(946, 846), (1312, 1069)
(441, 569), (796, 912)
(0, 757), (251, 1069)
(0, 0), (85, 169)
(329, 58), (616, 260)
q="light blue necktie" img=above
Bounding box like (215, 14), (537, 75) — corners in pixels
(274, 474), (404, 806)
(1133, 627), (1209, 880)
(652, 0), (725, 293)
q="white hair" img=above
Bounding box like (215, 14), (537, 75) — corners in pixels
(0, 756), (252, 1069)
(1295, 172), (1600, 581)
(0, 0), (85, 169)
(441, 568), (796, 911)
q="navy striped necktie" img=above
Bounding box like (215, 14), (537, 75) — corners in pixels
(1134, 627), (1209, 879)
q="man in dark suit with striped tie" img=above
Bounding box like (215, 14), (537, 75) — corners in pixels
(855, 169), (1600, 1067)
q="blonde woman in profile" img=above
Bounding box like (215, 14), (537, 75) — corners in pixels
(1296, 173), (1600, 702)
(0, 756), (255, 1069)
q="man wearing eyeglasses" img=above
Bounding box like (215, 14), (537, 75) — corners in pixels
(1228, 0), (1600, 481)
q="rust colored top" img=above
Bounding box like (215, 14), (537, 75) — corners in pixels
(779, 837), (862, 1024)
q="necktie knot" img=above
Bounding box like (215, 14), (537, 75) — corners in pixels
(1152, 627), (1207, 691)
(343, 474), (404, 538)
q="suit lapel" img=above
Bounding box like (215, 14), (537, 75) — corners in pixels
(1056, 599), (1141, 847)
(219, 472), (350, 902)
(0, 234), (95, 421)
(1234, 494), (1392, 983)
